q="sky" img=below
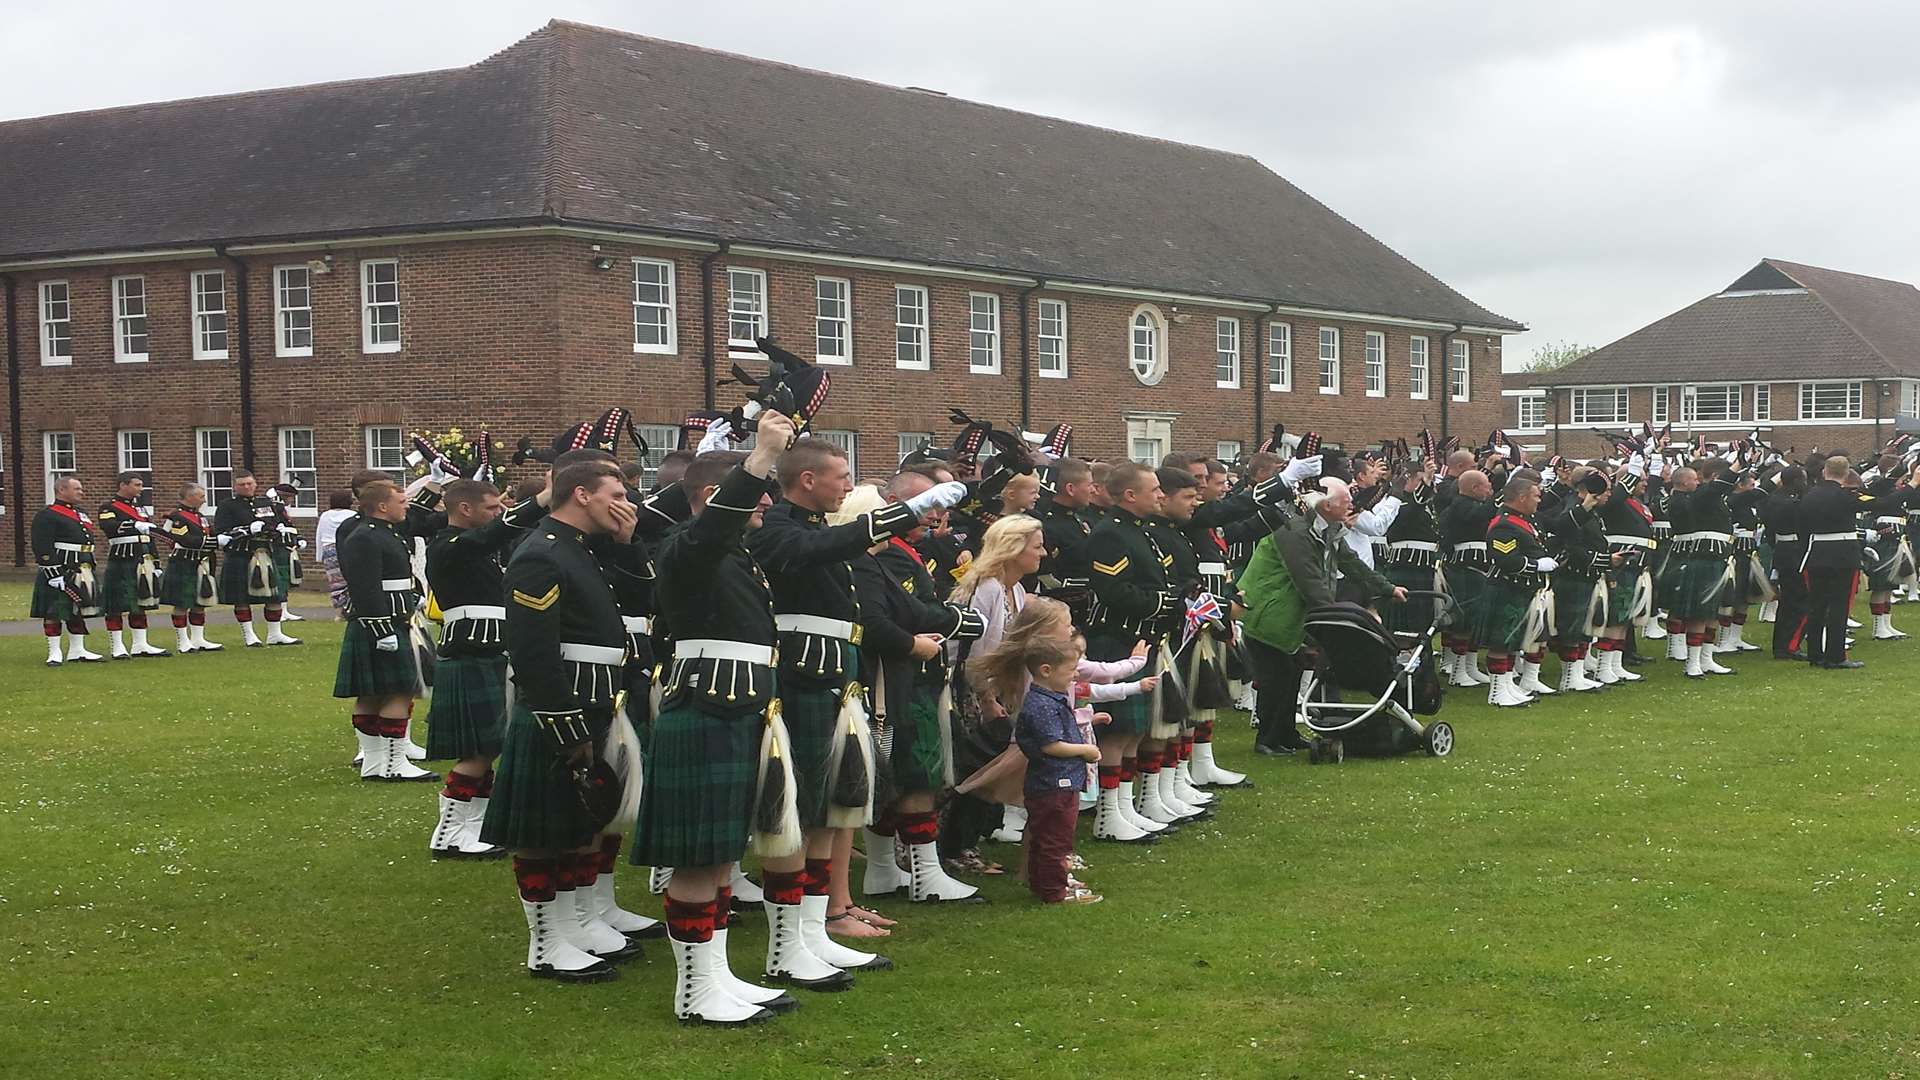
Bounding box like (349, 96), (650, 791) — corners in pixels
(5, 0), (1918, 369)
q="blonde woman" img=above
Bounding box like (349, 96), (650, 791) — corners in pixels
(947, 514), (1048, 849)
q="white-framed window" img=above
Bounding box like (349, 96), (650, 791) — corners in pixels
(1799, 381), (1863, 420)
(1408, 335), (1430, 399)
(1215, 317), (1241, 389)
(274, 265), (313, 357)
(191, 270), (229, 360)
(112, 275), (149, 363)
(1215, 440), (1243, 464)
(118, 430), (153, 489)
(1126, 416), (1172, 465)
(196, 428), (233, 507)
(1130, 305), (1168, 386)
(632, 258), (676, 355)
(811, 429), (858, 477)
(897, 432), (931, 464)
(1267, 322), (1292, 391)
(814, 277), (851, 365)
(1516, 395), (1547, 431)
(1570, 387), (1629, 425)
(277, 428), (318, 514)
(360, 259), (400, 353)
(1317, 327), (1340, 394)
(1650, 386), (1670, 425)
(1754, 384), (1771, 421)
(968, 292), (1001, 374)
(1364, 331), (1386, 397)
(1682, 383), (1741, 424)
(364, 425), (405, 484)
(43, 431), (76, 503)
(726, 267), (767, 349)
(1037, 299), (1068, 378)
(894, 285), (929, 370)
(1903, 383), (1920, 420)
(1448, 340), (1471, 401)
(633, 423), (679, 487)
(38, 281), (72, 365)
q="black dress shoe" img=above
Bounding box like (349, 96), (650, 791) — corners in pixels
(1828, 659), (1866, 669)
(1252, 744), (1294, 757)
(1622, 653), (1649, 668)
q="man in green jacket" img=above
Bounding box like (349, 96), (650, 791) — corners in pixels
(1236, 479), (1404, 755)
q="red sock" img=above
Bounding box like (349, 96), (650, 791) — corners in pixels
(1181, 735), (1195, 762)
(265, 607), (282, 623)
(714, 886), (733, 931)
(762, 868), (805, 905)
(1119, 757), (1137, 784)
(443, 771), (483, 801)
(802, 858), (832, 896)
(1686, 633), (1705, 647)
(1718, 615), (1733, 627)
(42, 620), (59, 638)
(129, 614), (147, 630)
(171, 613), (189, 629)
(1194, 721), (1214, 743)
(188, 611), (206, 626)
(664, 895), (716, 943)
(105, 616), (123, 631)
(379, 715), (409, 738)
(597, 835), (621, 876)
(65, 619), (86, 636)
(234, 606), (252, 622)
(570, 850), (602, 891)
(1872, 602), (1891, 616)
(513, 856), (559, 902)
(1488, 656), (1513, 674)
(350, 713), (382, 736)
(898, 811), (939, 845)
(1098, 765), (1121, 790)
(1733, 613), (1747, 626)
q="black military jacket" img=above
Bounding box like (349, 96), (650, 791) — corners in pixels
(1486, 511), (1549, 586)
(32, 501), (96, 574)
(654, 465), (778, 715)
(1035, 497), (1093, 596)
(427, 514), (515, 657)
(163, 506), (215, 564)
(1441, 495), (1497, 569)
(97, 497), (159, 563)
(340, 517), (417, 632)
(1544, 501), (1611, 580)
(505, 518), (628, 717)
(1085, 507), (1175, 643)
(746, 494), (916, 687)
(211, 495), (279, 559)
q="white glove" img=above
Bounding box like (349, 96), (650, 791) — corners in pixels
(47, 576), (64, 590)
(1625, 453), (1646, 478)
(905, 480), (969, 516)
(696, 418), (734, 456)
(134, 521), (153, 534)
(374, 635), (401, 653)
(217, 534), (233, 548)
(277, 525), (298, 539)
(298, 540), (309, 551)
(427, 458), (454, 484)
(1533, 556), (1559, 574)
(1540, 467), (1557, 486)
(248, 521), (265, 535)
(1651, 456), (1668, 479)
(1281, 454), (1324, 485)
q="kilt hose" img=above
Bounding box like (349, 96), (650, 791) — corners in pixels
(1445, 566), (1489, 644)
(100, 556), (160, 614)
(630, 697), (764, 868)
(891, 682), (948, 796)
(480, 704), (613, 852)
(1383, 562), (1442, 635)
(332, 619), (423, 699)
(1085, 631), (1149, 735)
(1478, 577), (1539, 653)
(425, 653), (509, 760)
(159, 556), (215, 609)
(1659, 555), (1731, 621)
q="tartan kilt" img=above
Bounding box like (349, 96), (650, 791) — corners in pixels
(1086, 631), (1148, 735)
(781, 680), (841, 830)
(332, 619), (422, 699)
(892, 684), (946, 795)
(1478, 577), (1537, 653)
(267, 551), (294, 602)
(1550, 574), (1606, 640)
(480, 704), (612, 852)
(217, 550), (274, 605)
(425, 654), (508, 759)
(160, 557), (215, 609)
(630, 699), (761, 868)
(1605, 565), (1647, 625)
(1383, 562), (1442, 635)
(30, 577), (78, 621)
(1660, 556), (1730, 620)
(100, 556), (160, 613)
(1445, 566), (1488, 641)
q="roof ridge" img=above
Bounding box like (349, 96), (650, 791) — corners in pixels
(1765, 259), (1904, 378)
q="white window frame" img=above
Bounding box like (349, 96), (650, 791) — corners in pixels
(38, 281), (72, 365)
(968, 292), (1002, 374)
(191, 270), (229, 360)
(364, 425), (406, 484)
(894, 285), (930, 370)
(1130, 305), (1168, 386)
(196, 428), (234, 508)
(274, 265), (314, 358)
(112, 275), (149, 363)
(1449, 340), (1471, 402)
(1215, 440), (1243, 464)
(1798, 381), (1863, 420)
(118, 429), (153, 480)
(1754, 384), (1771, 422)
(814, 277), (851, 365)
(43, 431), (77, 503)
(1408, 335), (1429, 400)
(1037, 299), (1068, 379)
(1650, 386), (1670, 425)
(811, 429), (858, 477)
(897, 432), (931, 464)
(277, 428), (319, 515)
(1267, 322), (1292, 391)
(1364, 330), (1386, 397)
(1570, 387), (1629, 426)
(1126, 416), (1172, 465)
(633, 424), (679, 486)
(1683, 382), (1743, 424)
(1317, 327), (1340, 395)
(726, 267), (768, 350)
(631, 258), (677, 355)
(1516, 395), (1547, 431)
(1215, 317), (1241, 389)
(1900, 383), (1918, 421)
(359, 258), (401, 354)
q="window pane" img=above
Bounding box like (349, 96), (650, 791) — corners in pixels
(969, 294), (999, 371)
(362, 261), (400, 348)
(633, 260), (675, 351)
(198, 429), (233, 507)
(1268, 324), (1291, 389)
(728, 269), (766, 344)
(816, 278), (850, 361)
(1364, 332), (1384, 394)
(894, 286), (927, 367)
(1216, 318), (1240, 386)
(1038, 299), (1067, 376)
(1319, 329), (1339, 390)
(365, 426), (406, 483)
(278, 267), (313, 353)
(1449, 341), (1471, 400)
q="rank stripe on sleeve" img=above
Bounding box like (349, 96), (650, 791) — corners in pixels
(511, 584), (560, 610)
(1490, 538), (1518, 554)
(1092, 556), (1130, 576)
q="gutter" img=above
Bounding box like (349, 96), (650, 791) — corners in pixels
(4, 275), (21, 565)
(700, 243), (730, 411)
(218, 248), (257, 470)
(1016, 282), (1040, 430)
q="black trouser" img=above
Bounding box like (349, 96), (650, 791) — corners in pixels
(1246, 637), (1307, 749)
(1773, 560), (1810, 657)
(1805, 566), (1856, 665)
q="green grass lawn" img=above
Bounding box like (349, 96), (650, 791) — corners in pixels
(4, 604), (1920, 1079)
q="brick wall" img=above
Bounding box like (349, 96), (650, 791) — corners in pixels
(1511, 381), (1904, 460)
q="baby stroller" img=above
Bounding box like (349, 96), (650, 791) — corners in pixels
(1296, 591), (1453, 764)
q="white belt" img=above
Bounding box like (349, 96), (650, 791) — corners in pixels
(1605, 535), (1655, 550)
(1773, 533), (1801, 543)
(559, 642), (627, 665)
(108, 535), (145, 547)
(1907, 511), (1920, 519)
(1452, 541), (1487, 552)
(775, 613), (856, 641)
(1197, 561), (1229, 576)
(1877, 516), (1906, 527)
(381, 577), (413, 591)
(1734, 528), (1756, 539)
(54, 542), (86, 553)
(1675, 531), (1732, 544)
(1809, 532), (1858, 542)
(442, 604), (506, 622)
(675, 639), (775, 665)
(1390, 540), (1439, 552)
(622, 615), (654, 635)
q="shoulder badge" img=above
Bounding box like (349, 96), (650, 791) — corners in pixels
(900, 578), (914, 593)
(512, 584), (560, 611)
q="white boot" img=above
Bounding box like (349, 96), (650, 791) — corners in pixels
(649, 866), (674, 894)
(109, 628), (129, 659)
(1758, 600), (1778, 623)
(1489, 671), (1534, 707)
(191, 623), (222, 650)
(66, 634), (104, 662)
(800, 893), (891, 971)
(401, 722), (428, 761)
(762, 900), (854, 990)
(1515, 659), (1555, 696)
(591, 872), (661, 937)
(1461, 654), (1492, 685)
(1158, 765), (1203, 819)
(45, 636), (63, 666)
(1092, 786), (1152, 842)
(1135, 770), (1181, 825)
(1700, 642), (1734, 675)
(174, 625), (195, 653)
(1590, 650), (1621, 685)
(1192, 742), (1247, 787)
(1644, 616), (1668, 639)
(1666, 631), (1687, 661)
(1173, 759), (1214, 806)
(1583, 649), (1602, 679)
(524, 898), (616, 981)
(669, 937), (769, 1024)
(1874, 613), (1908, 640)
(908, 840), (984, 902)
(1731, 622), (1762, 651)
(862, 830), (909, 896)
(1435, 650), (1457, 681)
(265, 620), (301, 645)
(377, 737), (438, 781)
(355, 730), (385, 779)
(1115, 780), (1166, 833)
(1847, 617), (1862, 630)
(1558, 657), (1598, 693)
(709, 927), (793, 1012)
(1684, 644), (1706, 679)
(564, 887), (642, 961)
(240, 619), (263, 647)
(1607, 649), (1642, 682)
(129, 626), (168, 656)
(430, 795), (502, 857)
(989, 804), (1027, 844)
(730, 867), (765, 906)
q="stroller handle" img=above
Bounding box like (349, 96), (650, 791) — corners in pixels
(1393, 588), (1455, 613)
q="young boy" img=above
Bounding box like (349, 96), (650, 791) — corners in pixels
(1015, 637), (1104, 905)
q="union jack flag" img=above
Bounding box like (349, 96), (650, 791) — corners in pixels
(1185, 592), (1224, 636)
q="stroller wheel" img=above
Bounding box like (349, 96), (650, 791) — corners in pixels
(1306, 741), (1324, 765)
(1425, 721), (1454, 758)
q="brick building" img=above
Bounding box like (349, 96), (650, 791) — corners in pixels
(1521, 259), (1920, 459)
(0, 20), (1521, 563)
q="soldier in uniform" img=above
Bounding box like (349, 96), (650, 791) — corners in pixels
(334, 480), (436, 783)
(1799, 455), (1890, 668)
(1482, 477), (1554, 707)
(1595, 459), (1657, 682)
(1381, 458), (1443, 636)
(96, 471), (169, 658)
(1140, 467), (1215, 821)
(1438, 469), (1497, 687)
(1760, 465), (1810, 660)
(32, 476), (105, 665)
(1860, 455), (1910, 641)
(1718, 469), (1771, 651)
(268, 481), (309, 623)
(1542, 468), (1618, 693)
(1657, 460), (1743, 678)
(159, 482), (223, 653)
(212, 470), (300, 648)
(1033, 457), (1096, 625)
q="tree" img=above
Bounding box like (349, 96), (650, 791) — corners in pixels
(1525, 340), (1597, 372)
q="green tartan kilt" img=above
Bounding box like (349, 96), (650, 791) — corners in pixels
(1550, 574), (1606, 640)
(268, 550), (294, 602)
(892, 684), (946, 795)
(100, 556), (161, 614)
(781, 680), (841, 830)
(30, 576), (79, 621)
(425, 654), (508, 759)
(1478, 578), (1537, 653)
(1383, 562), (1442, 635)
(1445, 566), (1488, 641)
(217, 550), (277, 605)
(159, 557), (214, 609)
(1086, 632), (1148, 735)
(1658, 556), (1730, 621)
(332, 620), (422, 699)
(630, 699), (761, 868)
(480, 705), (611, 852)
(1606, 565), (1647, 625)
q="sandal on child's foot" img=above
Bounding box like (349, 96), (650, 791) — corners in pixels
(848, 905), (896, 928)
(826, 911), (891, 939)
(1066, 854), (1088, 871)
(1060, 887), (1103, 906)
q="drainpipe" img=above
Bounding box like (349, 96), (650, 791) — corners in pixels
(5, 274), (22, 565)
(1438, 325), (1460, 443)
(700, 244), (729, 411)
(219, 248), (256, 470)
(1017, 282), (1040, 430)
(1251, 308), (1269, 450)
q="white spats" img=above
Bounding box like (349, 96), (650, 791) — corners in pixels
(762, 899), (854, 989)
(129, 627), (168, 656)
(264, 622), (301, 646)
(190, 624), (222, 650)
(907, 840), (982, 903)
(799, 893), (891, 971)
(1092, 786), (1152, 843)
(523, 898), (615, 982)
(671, 937), (773, 1025)
(862, 830), (909, 897)
(1515, 659), (1556, 696)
